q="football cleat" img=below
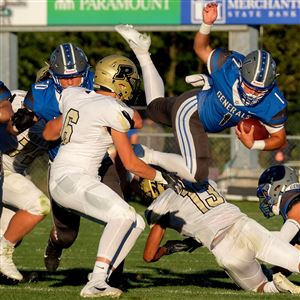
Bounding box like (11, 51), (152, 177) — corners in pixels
(0, 239), (23, 281)
(115, 24), (151, 54)
(273, 272), (300, 294)
(44, 239), (62, 272)
(80, 279), (123, 298)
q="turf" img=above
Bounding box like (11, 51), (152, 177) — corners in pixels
(1, 200), (299, 300)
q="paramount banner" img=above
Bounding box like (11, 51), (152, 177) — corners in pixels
(48, 0), (181, 25)
(0, 0), (299, 27)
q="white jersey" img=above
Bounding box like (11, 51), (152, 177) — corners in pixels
(146, 180), (245, 249)
(52, 87), (134, 177)
(1, 90), (48, 174)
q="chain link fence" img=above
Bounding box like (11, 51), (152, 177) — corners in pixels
(28, 130), (300, 198)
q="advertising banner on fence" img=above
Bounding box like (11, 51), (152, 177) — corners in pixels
(0, 0), (299, 28)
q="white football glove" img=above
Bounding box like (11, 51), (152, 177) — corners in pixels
(185, 74), (206, 87)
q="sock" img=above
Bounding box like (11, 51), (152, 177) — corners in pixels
(92, 261), (109, 281)
(135, 52), (153, 67)
(263, 281), (279, 293)
(1, 236), (15, 247)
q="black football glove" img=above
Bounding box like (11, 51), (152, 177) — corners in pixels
(11, 108), (36, 133)
(162, 237), (203, 255)
(161, 171), (185, 194)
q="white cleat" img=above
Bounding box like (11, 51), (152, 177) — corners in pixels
(0, 241), (23, 281)
(115, 24), (151, 53)
(80, 279), (123, 298)
(273, 272), (300, 294)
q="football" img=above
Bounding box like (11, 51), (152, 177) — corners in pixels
(237, 117), (269, 140)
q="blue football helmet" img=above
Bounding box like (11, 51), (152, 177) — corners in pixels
(49, 43), (90, 92)
(238, 50), (277, 106)
(0, 81), (12, 101)
(257, 165), (298, 218)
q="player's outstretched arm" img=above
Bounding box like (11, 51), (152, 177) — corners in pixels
(143, 223), (167, 262)
(194, 2), (218, 64)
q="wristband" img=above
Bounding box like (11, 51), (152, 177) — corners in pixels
(199, 23), (213, 35)
(251, 140), (266, 150)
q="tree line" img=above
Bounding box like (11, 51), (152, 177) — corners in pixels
(17, 25), (300, 134)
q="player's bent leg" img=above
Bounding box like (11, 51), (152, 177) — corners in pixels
(44, 199), (80, 272)
(171, 90), (210, 182)
(3, 171), (50, 216)
(242, 218), (300, 274)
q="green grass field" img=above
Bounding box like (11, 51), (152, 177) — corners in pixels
(1, 200), (300, 300)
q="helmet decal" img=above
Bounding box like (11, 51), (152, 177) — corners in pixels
(94, 55), (140, 101)
(49, 43), (90, 93)
(257, 165), (298, 218)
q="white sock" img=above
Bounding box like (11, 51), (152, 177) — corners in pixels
(92, 261), (109, 281)
(1, 236), (15, 247)
(135, 52), (153, 67)
(150, 150), (196, 182)
(263, 281), (280, 293)
(135, 57), (164, 105)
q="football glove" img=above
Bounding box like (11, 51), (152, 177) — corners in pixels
(11, 108), (36, 133)
(160, 171), (185, 194)
(162, 237), (203, 255)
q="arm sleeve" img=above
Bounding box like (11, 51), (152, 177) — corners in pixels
(272, 219), (300, 242)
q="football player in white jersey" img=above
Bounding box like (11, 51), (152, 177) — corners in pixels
(141, 169), (300, 294)
(44, 55), (178, 298)
(0, 87), (51, 282)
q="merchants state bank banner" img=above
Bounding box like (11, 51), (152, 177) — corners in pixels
(1, 0), (299, 27)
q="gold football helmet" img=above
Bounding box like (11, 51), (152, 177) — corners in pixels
(36, 64), (50, 82)
(139, 179), (166, 202)
(94, 54), (140, 101)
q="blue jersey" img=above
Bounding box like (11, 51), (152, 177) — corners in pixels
(23, 72), (94, 160)
(0, 81), (17, 153)
(197, 48), (287, 133)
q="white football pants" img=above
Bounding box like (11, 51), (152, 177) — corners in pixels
(212, 216), (300, 292)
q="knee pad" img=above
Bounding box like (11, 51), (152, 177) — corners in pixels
(111, 204), (137, 223)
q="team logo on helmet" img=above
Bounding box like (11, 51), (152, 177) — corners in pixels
(94, 54), (140, 102)
(257, 165), (298, 218)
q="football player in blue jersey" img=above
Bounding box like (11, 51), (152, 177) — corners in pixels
(257, 165), (300, 278)
(115, 3), (287, 185)
(6, 44), (138, 287)
(0, 81), (13, 212)
(6, 43), (97, 277)
(193, 2), (287, 150)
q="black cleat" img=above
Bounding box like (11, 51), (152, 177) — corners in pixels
(44, 239), (62, 272)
